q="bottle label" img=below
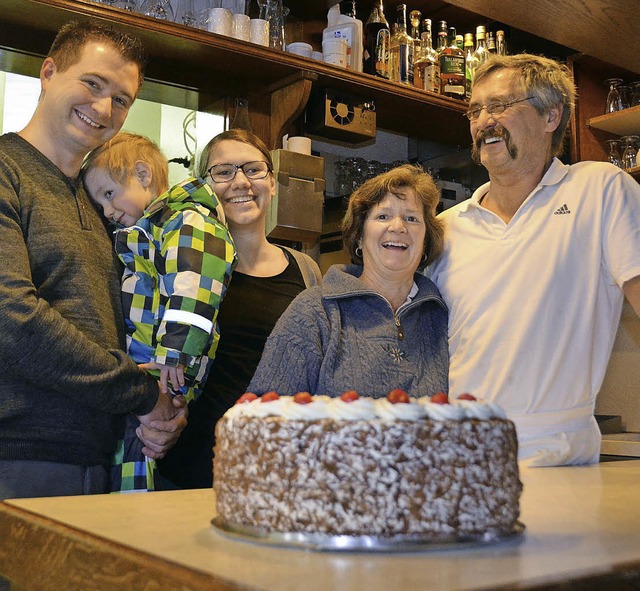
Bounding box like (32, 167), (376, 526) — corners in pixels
(375, 29), (390, 78)
(444, 83), (466, 95)
(398, 43), (414, 85)
(424, 64), (440, 94)
(440, 55), (465, 75)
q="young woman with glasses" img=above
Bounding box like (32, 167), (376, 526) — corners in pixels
(157, 129), (321, 488)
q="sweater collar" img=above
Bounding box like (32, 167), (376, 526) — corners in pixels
(322, 264), (446, 309)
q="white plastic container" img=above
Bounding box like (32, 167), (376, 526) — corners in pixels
(287, 42), (313, 58)
(322, 5), (363, 72)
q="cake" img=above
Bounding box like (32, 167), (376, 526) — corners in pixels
(213, 390), (522, 541)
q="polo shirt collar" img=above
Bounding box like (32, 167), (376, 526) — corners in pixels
(458, 157), (569, 217)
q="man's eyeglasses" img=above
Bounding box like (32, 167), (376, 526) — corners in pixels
(205, 161), (271, 183)
(464, 97), (535, 121)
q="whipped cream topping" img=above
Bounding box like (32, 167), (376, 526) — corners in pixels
(280, 396), (332, 420)
(419, 398), (466, 421)
(230, 394), (507, 421)
(455, 399), (507, 419)
(374, 398), (427, 421)
(327, 397), (378, 420)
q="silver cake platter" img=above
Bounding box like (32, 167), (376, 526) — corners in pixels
(211, 516), (525, 553)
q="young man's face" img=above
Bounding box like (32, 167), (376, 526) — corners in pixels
(84, 166), (154, 227)
(40, 40), (140, 159)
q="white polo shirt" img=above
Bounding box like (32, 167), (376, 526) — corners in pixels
(429, 159), (640, 465)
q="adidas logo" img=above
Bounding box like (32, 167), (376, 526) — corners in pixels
(554, 204), (571, 215)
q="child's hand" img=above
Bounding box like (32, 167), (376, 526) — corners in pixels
(139, 361), (185, 395)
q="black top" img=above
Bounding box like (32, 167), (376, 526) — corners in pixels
(158, 250), (306, 488)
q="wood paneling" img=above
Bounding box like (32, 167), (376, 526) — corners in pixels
(444, 0), (640, 74)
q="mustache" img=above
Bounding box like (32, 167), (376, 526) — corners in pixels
(471, 127), (518, 164)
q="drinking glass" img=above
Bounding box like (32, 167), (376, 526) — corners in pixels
(630, 81), (640, 107)
(604, 139), (622, 168)
(112, 0), (138, 9)
(139, 0), (175, 20)
(620, 135), (638, 170)
(175, 0), (199, 26)
(259, 0), (288, 50)
(334, 160), (349, 198)
(604, 78), (623, 113)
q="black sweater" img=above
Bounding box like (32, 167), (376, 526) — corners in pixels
(0, 133), (159, 468)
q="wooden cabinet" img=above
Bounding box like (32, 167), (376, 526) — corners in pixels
(1, 0), (639, 156)
(587, 107), (640, 180)
(568, 53), (640, 181)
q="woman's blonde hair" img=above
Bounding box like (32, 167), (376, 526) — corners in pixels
(82, 132), (169, 196)
(342, 164), (444, 271)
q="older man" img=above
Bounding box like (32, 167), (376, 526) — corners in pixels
(0, 20), (186, 499)
(429, 54), (640, 466)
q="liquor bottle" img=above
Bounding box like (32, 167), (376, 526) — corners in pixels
(496, 29), (507, 55)
(409, 10), (422, 58)
(364, 0), (390, 78)
(455, 34), (464, 51)
(339, 0), (355, 17)
(463, 33), (475, 100)
(487, 30), (497, 54)
(472, 25), (490, 68)
(436, 20), (448, 57)
(389, 4), (414, 85)
(439, 25), (466, 99)
(414, 18), (440, 94)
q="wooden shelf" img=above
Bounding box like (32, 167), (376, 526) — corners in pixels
(0, 0), (470, 146)
(587, 106), (640, 136)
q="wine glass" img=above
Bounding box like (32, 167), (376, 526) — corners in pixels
(604, 78), (623, 113)
(604, 139), (622, 168)
(139, 0), (175, 20)
(617, 85), (631, 110)
(630, 81), (640, 107)
(620, 135), (638, 170)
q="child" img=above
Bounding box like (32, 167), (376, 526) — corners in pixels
(82, 132), (236, 492)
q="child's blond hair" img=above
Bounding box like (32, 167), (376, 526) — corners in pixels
(83, 132), (169, 196)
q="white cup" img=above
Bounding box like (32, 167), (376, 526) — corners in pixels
(287, 42), (313, 58)
(206, 8), (232, 36)
(231, 13), (250, 41)
(311, 51), (323, 61)
(322, 37), (348, 68)
(284, 135), (312, 155)
(250, 18), (269, 46)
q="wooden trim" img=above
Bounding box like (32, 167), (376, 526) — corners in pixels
(0, 504), (246, 591)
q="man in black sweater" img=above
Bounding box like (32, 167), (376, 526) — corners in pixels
(0, 20), (187, 499)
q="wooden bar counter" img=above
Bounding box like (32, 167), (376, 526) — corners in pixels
(2, 460), (640, 591)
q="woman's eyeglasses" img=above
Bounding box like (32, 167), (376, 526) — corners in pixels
(205, 161), (271, 183)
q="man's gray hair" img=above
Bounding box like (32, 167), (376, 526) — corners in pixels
(474, 54), (576, 158)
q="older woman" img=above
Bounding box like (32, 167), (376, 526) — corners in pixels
(248, 164), (448, 398)
(157, 129), (321, 488)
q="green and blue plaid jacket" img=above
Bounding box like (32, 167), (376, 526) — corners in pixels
(112, 177), (236, 492)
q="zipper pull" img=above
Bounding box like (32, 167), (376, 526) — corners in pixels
(394, 314), (404, 340)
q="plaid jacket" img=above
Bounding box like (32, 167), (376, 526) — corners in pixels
(112, 177), (236, 492)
